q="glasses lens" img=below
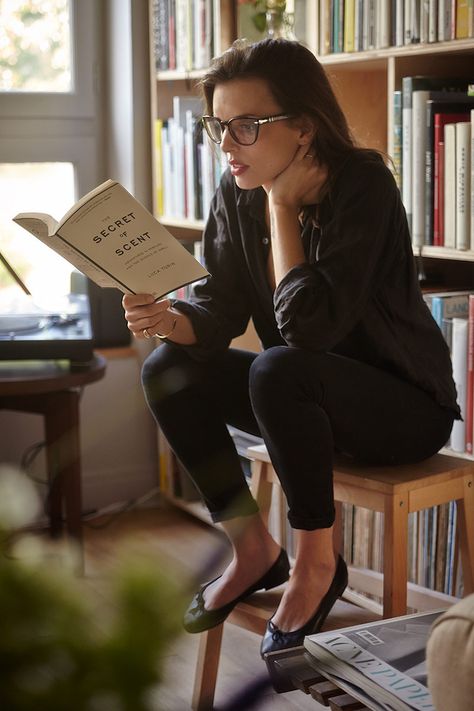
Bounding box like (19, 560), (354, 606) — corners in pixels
(203, 117), (222, 143)
(230, 118), (258, 145)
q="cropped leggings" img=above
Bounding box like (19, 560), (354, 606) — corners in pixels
(141, 344), (454, 530)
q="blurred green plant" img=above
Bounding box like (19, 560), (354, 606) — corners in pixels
(0, 466), (184, 711)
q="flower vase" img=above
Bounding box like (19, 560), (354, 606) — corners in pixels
(265, 8), (296, 40)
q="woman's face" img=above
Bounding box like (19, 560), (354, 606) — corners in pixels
(212, 77), (304, 191)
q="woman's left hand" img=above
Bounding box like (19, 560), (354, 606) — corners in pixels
(267, 144), (328, 209)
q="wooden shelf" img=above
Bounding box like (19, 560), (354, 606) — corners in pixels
(417, 247), (474, 262)
(319, 37), (474, 67)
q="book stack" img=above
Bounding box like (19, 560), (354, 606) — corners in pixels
(154, 96), (226, 223)
(318, 0), (474, 55)
(151, 0), (219, 72)
(393, 77), (474, 250)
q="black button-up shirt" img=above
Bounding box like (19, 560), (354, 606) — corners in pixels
(174, 150), (460, 417)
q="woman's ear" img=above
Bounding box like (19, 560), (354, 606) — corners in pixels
(296, 115), (316, 147)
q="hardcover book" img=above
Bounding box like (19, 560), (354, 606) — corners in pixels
(12, 179), (209, 300)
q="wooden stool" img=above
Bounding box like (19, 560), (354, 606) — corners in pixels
(248, 444), (474, 618)
(191, 446), (474, 709)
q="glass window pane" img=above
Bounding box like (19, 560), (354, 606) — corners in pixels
(0, 0), (72, 92)
(0, 162), (75, 304)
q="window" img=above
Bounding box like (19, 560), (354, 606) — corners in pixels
(0, 0), (101, 302)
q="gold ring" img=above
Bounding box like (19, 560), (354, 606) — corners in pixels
(143, 328), (151, 339)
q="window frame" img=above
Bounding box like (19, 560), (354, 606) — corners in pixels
(0, 0), (97, 119)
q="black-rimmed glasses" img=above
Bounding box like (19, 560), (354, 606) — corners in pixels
(201, 113), (294, 146)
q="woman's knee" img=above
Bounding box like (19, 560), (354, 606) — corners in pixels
(141, 344), (195, 404)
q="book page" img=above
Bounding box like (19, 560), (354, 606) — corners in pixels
(55, 181), (209, 297)
(12, 214), (58, 240)
(13, 214), (123, 289)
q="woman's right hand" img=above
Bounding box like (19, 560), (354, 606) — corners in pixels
(122, 293), (174, 339)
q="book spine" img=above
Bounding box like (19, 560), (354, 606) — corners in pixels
(412, 90), (430, 246)
(451, 316), (469, 452)
(472, 110), (474, 250)
(438, 0), (447, 39)
(420, 0), (430, 42)
(344, 0), (356, 51)
(393, 90), (403, 191)
(455, 121), (471, 250)
(466, 293), (474, 453)
(428, 0), (438, 41)
(395, 0), (405, 45)
(444, 123), (457, 248)
(456, 0), (470, 37)
(402, 77), (414, 234)
(152, 0), (169, 71)
(154, 118), (164, 217)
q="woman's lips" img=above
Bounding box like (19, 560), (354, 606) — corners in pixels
(229, 161), (249, 176)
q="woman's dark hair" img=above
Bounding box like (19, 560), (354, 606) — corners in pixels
(200, 38), (369, 174)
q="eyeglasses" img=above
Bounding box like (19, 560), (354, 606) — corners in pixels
(201, 113), (293, 146)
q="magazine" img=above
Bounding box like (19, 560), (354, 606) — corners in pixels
(303, 609), (444, 711)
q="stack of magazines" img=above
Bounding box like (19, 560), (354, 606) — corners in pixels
(304, 610), (444, 711)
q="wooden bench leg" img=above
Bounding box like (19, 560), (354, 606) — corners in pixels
(383, 493), (408, 617)
(192, 624), (224, 710)
(457, 475), (474, 595)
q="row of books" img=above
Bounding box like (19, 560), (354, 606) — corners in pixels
(423, 289), (474, 454)
(342, 502), (463, 599)
(154, 96), (225, 222)
(392, 76), (474, 250)
(317, 0), (474, 56)
(151, 0), (220, 72)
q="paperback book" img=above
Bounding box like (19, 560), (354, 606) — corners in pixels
(13, 179), (209, 300)
(304, 609), (444, 711)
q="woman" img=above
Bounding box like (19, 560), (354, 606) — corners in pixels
(122, 38), (459, 656)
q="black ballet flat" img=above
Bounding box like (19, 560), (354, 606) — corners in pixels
(183, 548), (290, 634)
(260, 555), (348, 657)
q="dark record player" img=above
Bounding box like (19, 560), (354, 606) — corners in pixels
(0, 251), (94, 364)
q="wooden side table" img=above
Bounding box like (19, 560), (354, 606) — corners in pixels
(0, 355), (107, 565)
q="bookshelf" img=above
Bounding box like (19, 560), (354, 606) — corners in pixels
(148, 1), (474, 603)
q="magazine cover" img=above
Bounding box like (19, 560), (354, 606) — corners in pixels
(304, 610), (444, 711)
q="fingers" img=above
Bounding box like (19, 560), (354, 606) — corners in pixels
(121, 295), (173, 338)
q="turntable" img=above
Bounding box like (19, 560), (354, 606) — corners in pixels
(0, 251), (94, 363)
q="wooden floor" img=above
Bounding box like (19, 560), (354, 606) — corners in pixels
(82, 502), (378, 711)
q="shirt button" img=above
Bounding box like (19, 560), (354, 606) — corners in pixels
(262, 237), (269, 245)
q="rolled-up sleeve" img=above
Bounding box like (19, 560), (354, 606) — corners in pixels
(172, 179), (252, 359)
(274, 158), (400, 351)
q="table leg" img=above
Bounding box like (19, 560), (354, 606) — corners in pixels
(44, 390), (83, 562)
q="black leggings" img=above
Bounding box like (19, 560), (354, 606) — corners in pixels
(141, 344), (454, 530)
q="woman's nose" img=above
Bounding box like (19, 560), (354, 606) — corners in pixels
(220, 126), (236, 152)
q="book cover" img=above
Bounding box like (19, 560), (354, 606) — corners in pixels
(12, 179), (209, 300)
(304, 610), (444, 711)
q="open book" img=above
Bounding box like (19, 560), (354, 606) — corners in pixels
(304, 609), (444, 711)
(13, 179), (209, 300)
